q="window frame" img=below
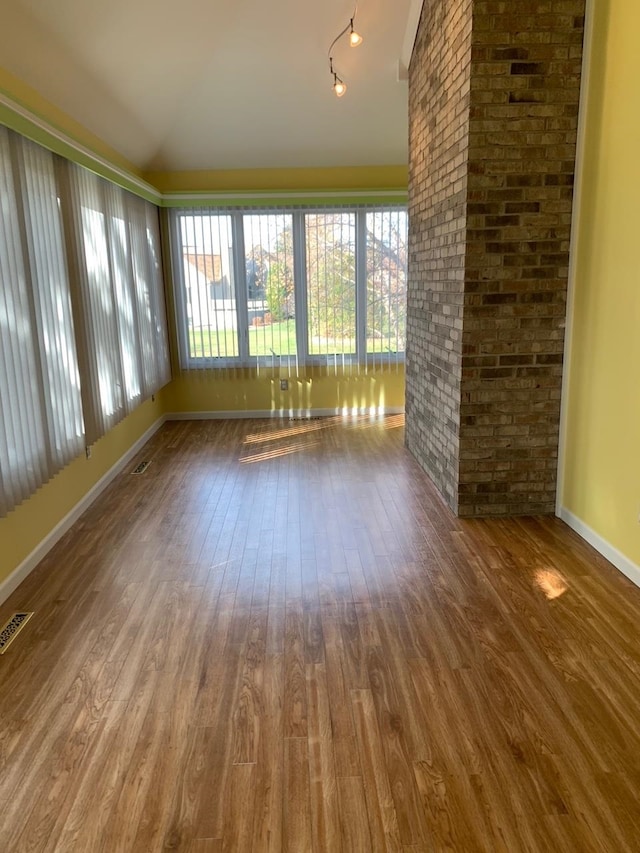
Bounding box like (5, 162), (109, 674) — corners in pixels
(170, 205), (407, 370)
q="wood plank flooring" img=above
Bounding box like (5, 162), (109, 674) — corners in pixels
(1, 415), (640, 851)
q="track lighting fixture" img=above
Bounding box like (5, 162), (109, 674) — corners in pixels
(327, 4), (363, 98)
(334, 79), (347, 97)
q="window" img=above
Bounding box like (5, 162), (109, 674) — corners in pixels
(0, 127), (84, 515)
(180, 212), (237, 360)
(59, 162), (171, 445)
(127, 194), (171, 399)
(0, 126), (171, 517)
(170, 206), (407, 369)
(306, 212), (356, 358)
(244, 213), (296, 359)
(366, 209), (407, 358)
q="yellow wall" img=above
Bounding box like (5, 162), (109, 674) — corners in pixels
(146, 165), (408, 196)
(164, 365), (405, 416)
(561, 0), (640, 566)
(0, 396), (166, 589)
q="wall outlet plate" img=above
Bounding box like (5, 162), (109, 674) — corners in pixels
(280, 379), (288, 391)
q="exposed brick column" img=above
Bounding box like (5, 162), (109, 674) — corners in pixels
(406, 0), (473, 512)
(406, 0), (585, 516)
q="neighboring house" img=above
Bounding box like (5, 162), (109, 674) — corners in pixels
(183, 250), (235, 329)
(182, 248), (277, 331)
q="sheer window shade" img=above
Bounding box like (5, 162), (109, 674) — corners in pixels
(0, 127), (84, 516)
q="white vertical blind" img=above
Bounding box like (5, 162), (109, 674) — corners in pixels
(170, 206), (407, 370)
(105, 181), (142, 408)
(0, 127), (84, 516)
(0, 126), (171, 516)
(243, 213), (296, 359)
(19, 135), (86, 467)
(305, 212), (356, 360)
(177, 213), (238, 361)
(60, 162), (126, 443)
(366, 209), (408, 362)
(60, 162), (170, 445)
(129, 196), (171, 394)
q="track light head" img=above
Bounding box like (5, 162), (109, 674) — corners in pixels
(349, 20), (363, 47)
(333, 76), (347, 97)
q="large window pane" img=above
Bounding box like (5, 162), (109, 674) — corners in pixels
(180, 214), (238, 359)
(244, 213), (296, 358)
(366, 209), (407, 356)
(306, 212), (356, 357)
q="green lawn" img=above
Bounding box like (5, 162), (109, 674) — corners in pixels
(248, 319), (297, 356)
(189, 320), (403, 359)
(189, 320), (297, 358)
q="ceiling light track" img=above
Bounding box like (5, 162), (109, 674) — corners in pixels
(327, 3), (363, 98)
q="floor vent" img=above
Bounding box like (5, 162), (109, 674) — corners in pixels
(132, 460), (151, 475)
(0, 612), (34, 655)
(288, 417), (325, 422)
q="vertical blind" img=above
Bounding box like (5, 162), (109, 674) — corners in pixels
(0, 127), (84, 516)
(60, 163), (171, 444)
(180, 213), (238, 359)
(0, 126), (170, 517)
(244, 212), (296, 358)
(305, 212), (356, 359)
(171, 207), (408, 370)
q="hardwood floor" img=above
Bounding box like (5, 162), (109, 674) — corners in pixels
(1, 415), (640, 852)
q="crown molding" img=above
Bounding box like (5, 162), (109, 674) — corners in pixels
(161, 188), (408, 207)
(0, 92), (162, 203)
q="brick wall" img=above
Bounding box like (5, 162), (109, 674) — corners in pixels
(406, 0), (473, 511)
(407, 0), (585, 515)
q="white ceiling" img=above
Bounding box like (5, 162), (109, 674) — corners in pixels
(0, 0), (418, 172)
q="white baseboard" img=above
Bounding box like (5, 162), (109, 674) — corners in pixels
(166, 406), (405, 420)
(0, 416), (166, 607)
(558, 507), (640, 590)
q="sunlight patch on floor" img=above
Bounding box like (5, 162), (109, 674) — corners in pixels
(243, 412), (404, 445)
(244, 419), (339, 444)
(534, 567), (569, 600)
(240, 439), (320, 463)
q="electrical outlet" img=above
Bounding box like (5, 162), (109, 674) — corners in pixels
(280, 379), (288, 391)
